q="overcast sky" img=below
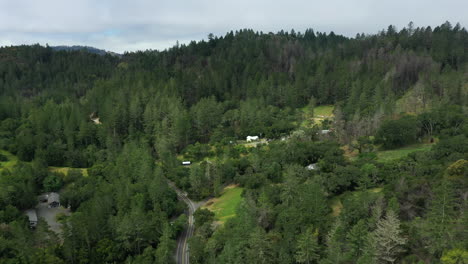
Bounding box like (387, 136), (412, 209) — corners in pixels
(1, 0), (466, 53)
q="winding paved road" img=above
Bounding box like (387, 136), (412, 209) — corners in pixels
(167, 181), (197, 264)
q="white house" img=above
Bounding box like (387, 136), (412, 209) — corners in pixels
(182, 161), (191, 165)
(246, 136), (259, 142)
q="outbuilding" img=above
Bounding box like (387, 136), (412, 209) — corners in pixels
(182, 161), (191, 166)
(306, 163), (319, 171)
(48, 192), (60, 208)
(246, 136), (259, 142)
(25, 209), (38, 228)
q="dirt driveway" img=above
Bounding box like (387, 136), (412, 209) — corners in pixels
(36, 202), (70, 235)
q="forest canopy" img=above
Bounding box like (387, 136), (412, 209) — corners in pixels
(0, 22), (467, 264)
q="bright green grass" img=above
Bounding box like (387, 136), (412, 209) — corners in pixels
(0, 149), (89, 177)
(49, 166), (89, 177)
(0, 150), (19, 171)
(300, 105), (334, 128)
(377, 143), (433, 162)
(314, 105), (334, 117)
(203, 186), (244, 223)
(300, 104), (334, 116)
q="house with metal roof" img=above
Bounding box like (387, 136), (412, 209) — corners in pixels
(48, 192), (60, 208)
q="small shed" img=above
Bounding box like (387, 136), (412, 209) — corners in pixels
(246, 136), (259, 142)
(48, 192), (60, 208)
(91, 117), (101, 124)
(182, 161), (191, 166)
(90, 112), (102, 124)
(306, 163), (318, 171)
(320, 130), (331, 135)
(25, 209), (38, 228)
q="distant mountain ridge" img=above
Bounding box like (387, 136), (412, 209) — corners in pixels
(52, 45), (121, 57)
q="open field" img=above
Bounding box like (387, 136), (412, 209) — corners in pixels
(49, 166), (89, 177)
(314, 105), (334, 117)
(202, 185), (243, 224)
(377, 143), (433, 162)
(345, 141), (434, 162)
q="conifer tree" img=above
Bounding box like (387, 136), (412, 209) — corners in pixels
(371, 210), (406, 263)
(295, 226), (320, 264)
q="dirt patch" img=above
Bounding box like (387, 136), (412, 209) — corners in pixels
(331, 199), (343, 217)
(342, 145), (359, 161)
(203, 198), (219, 208)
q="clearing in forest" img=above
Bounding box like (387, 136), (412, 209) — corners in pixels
(202, 185), (243, 224)
(0, 150), (19, 172)
(300, 105), (334, 128)
(49, 167), (89, 177)
(377, 143), (433, 162)
(0, 150), (88, 178)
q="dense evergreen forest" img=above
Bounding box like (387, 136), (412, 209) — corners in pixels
(0, 21), (467, 263)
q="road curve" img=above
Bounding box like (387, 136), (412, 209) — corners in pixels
(167, 181), (196, 264)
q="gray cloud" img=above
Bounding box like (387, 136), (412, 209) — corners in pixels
(0, 0), (466, 53)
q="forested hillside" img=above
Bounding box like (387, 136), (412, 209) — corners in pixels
(0, 22), (467, 263)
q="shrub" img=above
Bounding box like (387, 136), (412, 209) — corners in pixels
(0, 153), (7, 162)
(375, 116), (419, 149)
(43, 173), (64, 192)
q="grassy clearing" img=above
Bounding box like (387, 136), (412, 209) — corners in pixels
(48, 167), (89, 177)
(377, 143), (433, 162)
(300, 105), (334, 128)
(0, 149), (89, 177)
(314, 105), (335, 117)
(0, 150), (19, 172)
(202, 185), (244, 224)
(329, 196), (343, 217)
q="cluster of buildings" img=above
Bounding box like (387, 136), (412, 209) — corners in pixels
(25, 192), (60, 229)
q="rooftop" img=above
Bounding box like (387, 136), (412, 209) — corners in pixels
(25, 209), (38, 222)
